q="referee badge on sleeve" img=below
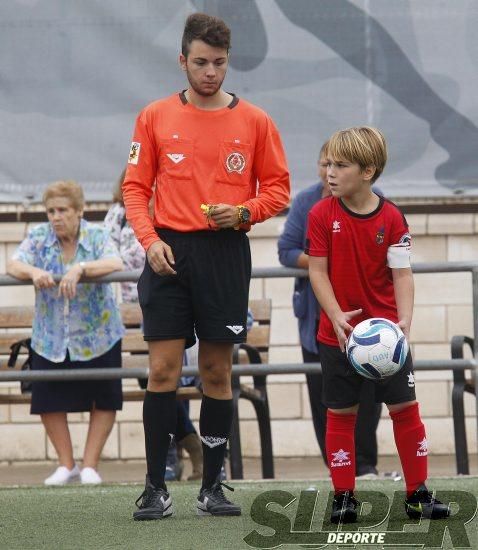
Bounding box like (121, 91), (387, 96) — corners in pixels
(128, 142), (141, 165)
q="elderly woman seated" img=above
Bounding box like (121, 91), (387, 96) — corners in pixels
(7, 180), (124, 485)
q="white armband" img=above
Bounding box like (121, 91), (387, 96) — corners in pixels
(387, 244), (411, 268)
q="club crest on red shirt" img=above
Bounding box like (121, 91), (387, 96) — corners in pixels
(376, 227), (385, 244)
(226, 152), (246, 173)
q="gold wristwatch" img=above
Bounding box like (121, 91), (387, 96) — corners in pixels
(237, 205), (251, 225)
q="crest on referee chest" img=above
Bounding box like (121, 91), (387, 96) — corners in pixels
(376, 227), (385, 244)
(226, 152), (246, 173)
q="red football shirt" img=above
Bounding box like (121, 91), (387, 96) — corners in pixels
(306, 195), (411, 346)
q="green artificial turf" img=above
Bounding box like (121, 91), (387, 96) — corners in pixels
(0, 478), (476, 549)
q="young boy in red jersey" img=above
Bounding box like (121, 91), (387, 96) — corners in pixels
(306, 127), (450, 524)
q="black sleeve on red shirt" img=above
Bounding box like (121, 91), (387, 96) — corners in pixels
(386, 200), (411, 247)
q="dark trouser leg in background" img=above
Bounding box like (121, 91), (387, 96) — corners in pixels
(355, 381), (382, 475)
(176, 400), (203, 481)
(302, 346), (328, 466)
(176, 400), (197, 441)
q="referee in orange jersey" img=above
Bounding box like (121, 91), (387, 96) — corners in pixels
(123, 13), (290, 520)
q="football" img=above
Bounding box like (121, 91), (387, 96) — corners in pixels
(346, 318), (408, 380)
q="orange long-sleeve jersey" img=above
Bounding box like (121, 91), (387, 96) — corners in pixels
(122, 92), (290, 250)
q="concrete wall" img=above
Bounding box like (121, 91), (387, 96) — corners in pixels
(0, 213), (477, 463)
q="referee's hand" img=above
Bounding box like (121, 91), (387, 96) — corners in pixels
(147, 241), (177, 275)
(209, 203), (240, 228)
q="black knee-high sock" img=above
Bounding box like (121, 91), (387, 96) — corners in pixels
(143, 390), (177, 489)
(200, 395), (233, 489)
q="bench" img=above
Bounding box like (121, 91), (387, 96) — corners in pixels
(0, 298), (273, 479)
(450, 335), (476, 475)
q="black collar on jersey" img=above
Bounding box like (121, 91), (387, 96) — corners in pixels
(179, 90), (239, 109)
(338, 193), (384, 219)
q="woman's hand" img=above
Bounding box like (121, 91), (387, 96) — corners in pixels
(31, 267), (55, 290)
(58, 264), (83, 299)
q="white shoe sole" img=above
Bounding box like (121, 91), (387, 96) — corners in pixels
(196, 502), (241, 516)
(44, 474), (80, 486)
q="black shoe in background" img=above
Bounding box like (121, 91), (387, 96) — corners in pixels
(164, 442), (183, 482)
(331, 491), (359, 524)
(405, 484), (450, 520)
(133, 475), (173, 521)
(197, 481), (241, 516)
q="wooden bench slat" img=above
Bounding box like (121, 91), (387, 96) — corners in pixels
(122, 333), (148, 352)
(248, 299), (272, 323)
(0, 301), (271, 332)
(0, 307), (35, 329)
(121, 325), (270, 354)
(119, 300), (274, 329)
(119, 303), (142, 327)
(245, 326), (270, 348)
(0, 393), (32, 404)
(0, 329), (270, 368)
(122, 386), (202, 402)
(0, 332), (31, 356)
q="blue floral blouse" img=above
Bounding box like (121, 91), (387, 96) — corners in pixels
(12, 220), (125, 363)
(104, 202), (145, 303)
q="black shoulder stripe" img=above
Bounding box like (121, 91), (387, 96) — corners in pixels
(383, 197), (409, 229)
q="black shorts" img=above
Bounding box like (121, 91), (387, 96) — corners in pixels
(320, 343), (416, 409)
(138, 228), (251, 348)
(30, 340), (123, 414)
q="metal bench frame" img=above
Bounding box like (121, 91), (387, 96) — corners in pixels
(450, 335), (476, 475)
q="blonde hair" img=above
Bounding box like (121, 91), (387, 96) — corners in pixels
(326, 127), (387, 182)
(42, 180), (85, 211)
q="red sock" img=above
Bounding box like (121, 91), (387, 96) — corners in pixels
(390, 402), (428, 496)
(326, 410), (357, 494)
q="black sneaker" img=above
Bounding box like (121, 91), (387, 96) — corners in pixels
(405, 484), (450, 520)
(197, 481), (241, 516)
(133, 475), (173, 521)
(331, 491), (359, 524)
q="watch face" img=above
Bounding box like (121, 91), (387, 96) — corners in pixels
(242, 208), (250, 223)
